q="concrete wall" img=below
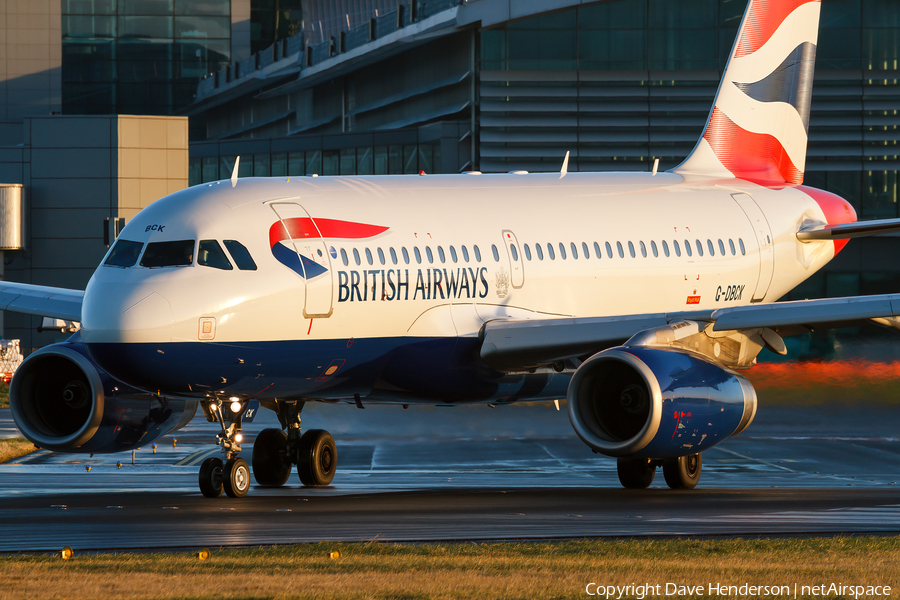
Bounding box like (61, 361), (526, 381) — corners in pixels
(0, 115), (189, 352)
(0, 0), (61, 121)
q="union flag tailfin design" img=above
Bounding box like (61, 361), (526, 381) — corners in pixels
(674, 0), (820, 186)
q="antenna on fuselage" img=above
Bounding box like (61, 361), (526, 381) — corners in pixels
(231, 156), (240, 187)
(559, 151), (570, 179)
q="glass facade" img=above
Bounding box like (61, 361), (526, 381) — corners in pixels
(190, 142), (440, 185)
(479, 0), (899, 301)
(62, 0), (231, 115)
(250, 0), (303, 55)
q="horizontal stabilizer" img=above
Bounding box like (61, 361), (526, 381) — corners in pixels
(0, 281), (83, 322)
(797, 217), (900, 241)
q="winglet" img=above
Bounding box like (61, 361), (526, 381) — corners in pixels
(231, 156), (240, 187)
(559, 151), (570, 179)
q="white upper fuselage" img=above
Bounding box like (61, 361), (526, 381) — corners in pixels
(81, 171), (837, 350)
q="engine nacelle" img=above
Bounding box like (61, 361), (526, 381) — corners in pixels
(10, 341), (197, 453)
(567, 346), (756, 458)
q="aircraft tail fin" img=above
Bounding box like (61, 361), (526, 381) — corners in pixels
(673, 0), (821, 185)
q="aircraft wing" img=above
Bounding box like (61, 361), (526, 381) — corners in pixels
(0, 281), (84, 322)
(480, 293), (900, 370)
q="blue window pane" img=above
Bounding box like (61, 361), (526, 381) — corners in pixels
(175, 16), (231, 38)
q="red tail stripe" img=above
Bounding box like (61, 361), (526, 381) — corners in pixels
(734, 0), (820, 58)
(704, 107), (802, 186)
(269, 218), (388, 247)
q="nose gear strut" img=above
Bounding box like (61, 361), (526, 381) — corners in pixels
(198, 398), (251, 498)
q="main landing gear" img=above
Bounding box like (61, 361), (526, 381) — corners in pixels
(616, 453), (702, 490)
(252, 401), (336, 487)
(197, 400), (338, 499)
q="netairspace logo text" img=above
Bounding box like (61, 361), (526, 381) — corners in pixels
(585, 582), (892, 599)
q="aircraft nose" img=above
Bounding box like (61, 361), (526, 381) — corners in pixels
(81, 282), (174, 344)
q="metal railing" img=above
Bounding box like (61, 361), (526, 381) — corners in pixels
(197, 0), (462, 99)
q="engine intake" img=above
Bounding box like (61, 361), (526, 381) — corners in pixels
(567, 346), (756, 458)
(10, 342), (196, 453)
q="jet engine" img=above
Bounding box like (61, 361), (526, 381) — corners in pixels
(9, 341), (197, 453)
(567, 346), (756, 458)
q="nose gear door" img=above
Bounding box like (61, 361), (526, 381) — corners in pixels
(269, 202), (334, 318)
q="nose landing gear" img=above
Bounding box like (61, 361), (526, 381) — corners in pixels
(198, 399), (251, 498)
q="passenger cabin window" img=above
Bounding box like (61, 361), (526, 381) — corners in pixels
(426, 247), (434, 263)
(450, 246), (458, 263)
(365, 248), (374, 265)
(673, 240), (682, 257)
(650, 241), (658, 257)
(547, 244), (556, 260)
(729, 239), (736, 255)
(718, 239), (726, 255)
(104, 239), (143, 267)
(707, 239), (715, 256)
(571, 242), (578, 259)
(628, 241), (635, 258)
(594, 242), (602, 259)
(536, 243), (544, 260)
(606, 242), (613, 258)
(492, 245), (500, 261)
(684, 240), (692, 257)
(739, 239), (746, 255)
(524, 244), (532, 260)
(462, 246), (470, 262)
(662, 240), (670, 257)
(198, 240), (233, 270)
(438, 246), (446, 263)
(559, 243), (566, 260)
(511, 244), (519, 261)
(377, 248), (385, 265)
(223, 240), (257, 271)
(141, 240), (194, 268)
(696, 240), (703, 256)
(582, 242), (589, 258)
(414, 247), (422, 264)
(640, 241), (647, 258)
(340, 248), (349, 266)
(389, 248), (398, 264)
(616, 242), (624, 258)
(402, 247), (410, 264)
(353, 249), (361, 266)
(474, 245), (482, 262)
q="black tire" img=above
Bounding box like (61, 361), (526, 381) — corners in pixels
(223, 457), (251, 498)
(663, 453), (702, 490)
(297, 429), (336, 486)
(616, 457), (655, 489)
(199, 457), (223, 498)
(252, 429), (291, 487)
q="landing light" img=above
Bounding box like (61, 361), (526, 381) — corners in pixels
(230, 400), (242, 413)
(235, 433), (243, 443)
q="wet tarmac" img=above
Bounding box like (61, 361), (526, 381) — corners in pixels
(2, 398), (900, 552)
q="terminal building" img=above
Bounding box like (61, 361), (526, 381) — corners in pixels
(0, 0), (898, 353)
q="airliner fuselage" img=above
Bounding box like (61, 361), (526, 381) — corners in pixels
(80, 172), (849, 404)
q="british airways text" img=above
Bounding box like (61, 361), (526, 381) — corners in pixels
(337, 267), (489, 302)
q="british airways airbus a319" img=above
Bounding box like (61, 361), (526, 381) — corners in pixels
(5, 0), (900, 498)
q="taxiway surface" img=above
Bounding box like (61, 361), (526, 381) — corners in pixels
(2, 399), (899, 551)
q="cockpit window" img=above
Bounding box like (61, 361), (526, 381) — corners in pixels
(104, 239), (143, 267)
(140, 240), (195, 268)
(198, 240), (234, 270)
(223, 240), (257, 271)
